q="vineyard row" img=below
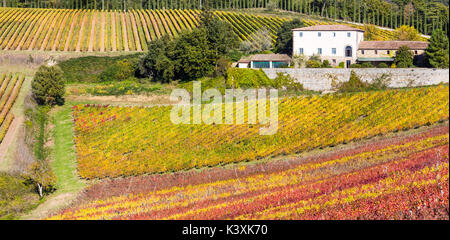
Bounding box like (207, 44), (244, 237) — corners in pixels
(0, 7), (405, 52)
(0, 7), (288, 52)
(0, 73), (25, 143)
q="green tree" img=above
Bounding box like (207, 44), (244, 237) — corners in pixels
(173, 28), (216, 81)
(31, 65), (65, 106)
(425, 29), (449, 68)
(27, 161), (56, 198)
(138, 35), (175, 83)
(200, 7), (238, 57)
(274, 18), (304, 55)
(394, 45), (414, 68)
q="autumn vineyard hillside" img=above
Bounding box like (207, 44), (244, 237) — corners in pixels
(0, 3), (448, 222)
(0, 7), (405, 52)
(50, 107), (449, 220)
(0, 73), (24, 143)
(72, 86), (449, 179)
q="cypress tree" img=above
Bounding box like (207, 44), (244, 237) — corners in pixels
(426, 29), (449, 68)
(394, 46), (414, 68)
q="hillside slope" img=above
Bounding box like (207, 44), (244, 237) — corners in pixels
(0, 7), (425, 53)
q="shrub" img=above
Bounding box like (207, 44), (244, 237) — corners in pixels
(349, 63), (362, 68)
(338, 62), (345, 68)
(368, 73), (392, 90)
(336, 70), (366, 92)
(226, 68), (271, 88)
(322, 60), (332, 68)
(31, 65), (65, 106)
(306, 60), (322, 68)
(361, 62), (374, 68)
(292, 54), (307, 68)
(378, 63), (389, 68)
(58, 54), (142, 83)
(215, 57), (232, 77)
(397, 62), (409, 68)
(273, 72), (304, 91)
(309, 54), (321, 62)
(226, 68), (303, 91)
(334, 71), (391, 92)
(98, 59), (136, 82)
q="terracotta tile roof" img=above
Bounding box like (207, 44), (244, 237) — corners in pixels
(238, 54), (292, 63)
(237, 58), (251, 63)
(292, 24), (364, 32)
(358, 41), (429, 50)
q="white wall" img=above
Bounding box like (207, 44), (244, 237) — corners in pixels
(238, 63), (249, 68)
(292, 30), (364, 64)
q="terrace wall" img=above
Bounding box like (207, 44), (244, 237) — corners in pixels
(262, 68), (449, 92)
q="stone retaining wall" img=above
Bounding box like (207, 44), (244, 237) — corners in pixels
(262, 68), (449, 91)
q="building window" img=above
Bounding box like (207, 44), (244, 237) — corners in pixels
(299, 32), (303, 37)
(375, 50), (378, 55)
(362, 50), (365, 55)
(414, 50), (418, 54)
(347, 32), (351, 37)
(345, 46), (352, 57)
(273, 62), (289, 68)
(318, 32), (321, 37)
(318, 48), (322, 55)
(387, 50), (390, 54)
(332, 59), (337, 64)
(253, 61), (270, 69)
(299, 48), (304, 55)
(332, 48), (336, 55)
(333, 32), (336, 37)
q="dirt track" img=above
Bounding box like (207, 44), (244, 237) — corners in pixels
(0, 116), (22, 165)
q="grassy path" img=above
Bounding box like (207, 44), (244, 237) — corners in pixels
(51, 103), (86, 193)
(22, 103), (86, 219)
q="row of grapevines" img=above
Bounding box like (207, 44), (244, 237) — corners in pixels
(0, 7), (290, 52)
(0, 73), (25, 143)
(47, 125), (449, 219)
(71, 85), (448, 179)
(1, 8), (406, 52)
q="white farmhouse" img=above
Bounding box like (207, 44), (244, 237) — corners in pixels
(292, 25), (364, 67)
